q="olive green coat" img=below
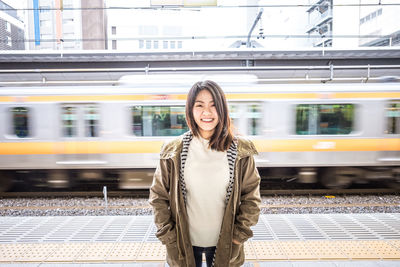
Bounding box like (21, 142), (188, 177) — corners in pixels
(149, 135), (261, 267)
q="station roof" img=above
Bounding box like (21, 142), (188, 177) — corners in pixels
(0, 48), (399, 86)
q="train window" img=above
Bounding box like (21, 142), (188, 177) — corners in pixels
(62, 106), (77, 137)
(11, 107), (30, 138)
(84, 105), (99, 137)
(385, 101), (400, 134)
(247, 104), (262, 135)
(131, 106), (188, 136)
(296, 104), (354, 135)
(229, 104), (240, 133)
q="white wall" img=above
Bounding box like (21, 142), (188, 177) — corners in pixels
(332, 0), (360, 48)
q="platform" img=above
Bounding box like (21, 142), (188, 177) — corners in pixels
(0, 213), (399, 266)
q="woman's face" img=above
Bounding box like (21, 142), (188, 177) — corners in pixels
(193, 89), (219, 139)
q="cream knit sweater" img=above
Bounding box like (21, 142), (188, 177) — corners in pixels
(184, 136), (230, 247)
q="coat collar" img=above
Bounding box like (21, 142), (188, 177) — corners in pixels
(159, 131), (258, 160)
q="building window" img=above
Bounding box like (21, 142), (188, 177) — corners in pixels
(111, 26), (116, 35)
(139, 40), (144, 49)
(296, 104), (354, 135)
(112, 40), (117, 50)
(154, 40), (159, 49)
(178, 41), (182, 49)
(6, 22), (11, 32)
(11, 107), (30, 138)
(7, 36), (11, 46)
(131, 106), (188, 136)
(146, 40), (151, 49)
(360, 8), (382, 24)
(163, 41), (168, 49)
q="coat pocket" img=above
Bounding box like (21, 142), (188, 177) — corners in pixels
(165, 242), (182, 267)
(229, 242), (245, 266)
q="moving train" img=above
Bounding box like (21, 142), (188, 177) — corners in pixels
(0, 75), (399, 191)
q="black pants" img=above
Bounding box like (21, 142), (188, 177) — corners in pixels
(192, 246), (216, 267)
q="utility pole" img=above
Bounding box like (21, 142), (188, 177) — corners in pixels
(246, 8), (264, 48)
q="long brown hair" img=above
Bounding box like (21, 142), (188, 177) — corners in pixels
(185, 80), (234, 151)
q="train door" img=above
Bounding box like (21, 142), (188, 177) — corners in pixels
(57, 103), (103, 165)
(380, 100), (400, 162)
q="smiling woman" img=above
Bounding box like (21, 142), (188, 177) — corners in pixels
(149, 80), (261, 267)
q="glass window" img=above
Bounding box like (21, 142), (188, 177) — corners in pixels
(111, 26), (116, 35)
(84, 105), (99, 137)
(163, 40), (168, 49)
(62, 106), (77, 137)
(131, 106), (188, 136)
(296, 104), (354, 135)
(146, 40), (152, 49)
(247, 104), (262, 135)
(153, 40), (159, 49)
(11, 107), (30, 138)
(228, 104), (240, 134)
(138, 40), (144, 49)
(385, 101), (400, 134)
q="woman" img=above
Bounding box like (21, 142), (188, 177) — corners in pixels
(149, 80), (261, 267)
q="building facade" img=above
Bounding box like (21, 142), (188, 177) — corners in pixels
(359, 0), (400, 47)
(106, 0), (257, 51)
(306, 0), (399, 48)
(26, 0), (106, 50)
(0, 0), (24, 50)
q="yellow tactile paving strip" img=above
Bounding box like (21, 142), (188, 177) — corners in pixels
(1, 240), (400, 263)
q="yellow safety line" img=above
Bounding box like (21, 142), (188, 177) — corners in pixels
(0, 240), (399, 262)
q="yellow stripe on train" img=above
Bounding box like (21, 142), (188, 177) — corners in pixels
(0, 139), (399, 155)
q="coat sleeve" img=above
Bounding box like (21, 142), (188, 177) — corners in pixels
(149, 158), (177, 245)
(233, 154), (261, 243)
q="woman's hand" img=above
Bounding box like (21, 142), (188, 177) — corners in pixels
(232, 239), (241, 245)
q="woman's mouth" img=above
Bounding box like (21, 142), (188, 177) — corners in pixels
(201, 118), (214, 123)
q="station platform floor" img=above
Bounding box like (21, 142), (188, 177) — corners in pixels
(0, 213), (399, 266)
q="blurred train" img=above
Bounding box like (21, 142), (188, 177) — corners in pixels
(0, 75), (399, 191)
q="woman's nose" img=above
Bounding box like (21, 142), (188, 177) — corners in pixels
(203, 108), (212, 115)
